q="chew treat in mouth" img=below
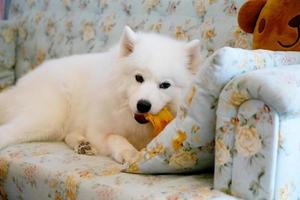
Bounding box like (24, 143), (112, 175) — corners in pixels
(145, 107), (174, 136)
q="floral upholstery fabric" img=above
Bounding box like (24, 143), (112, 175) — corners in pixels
(0, 20), (15, 89)
(1, 0), (300, 199)
(231, 100), (279, 199)
(1, 0), (253, 174)
(0, 0), (251, 198)
(275, 116), (300, 200)
(5, 0), (251, 78)
(126, 47), (300, 174)
(215, 66), (300, 199)
(0, 142), (238, 200)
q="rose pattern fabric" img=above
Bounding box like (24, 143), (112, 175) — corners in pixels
(235, 126), (262, 157)
(0, 0), (253, 174)
(215, 66), (300, 199)
(0, 142), (238, 200)
(0, 20), (15, 90)
(0, 0), (300, 199)
(3, 0), (251, 78)
(126, 48), (300, 174)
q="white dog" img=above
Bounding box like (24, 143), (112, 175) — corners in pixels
(0, 26), (200, 164)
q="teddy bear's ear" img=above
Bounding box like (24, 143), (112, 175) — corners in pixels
(238, 0), (267, 33)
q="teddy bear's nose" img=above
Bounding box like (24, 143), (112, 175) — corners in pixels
(288, 15), (300, 28)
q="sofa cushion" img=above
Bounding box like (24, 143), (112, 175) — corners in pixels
(5, 1), (300, 174)
(0, 20), (16, 70)
(0, 20), (16, 89)
(2, 0), (250, 174)
(6, 0), (250, 78)
(0, 69), (14, 90)
(0, 142), (237, 200)
(125, 47), (300, 174)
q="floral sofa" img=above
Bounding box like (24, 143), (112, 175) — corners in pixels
(0, 0), (299, 200)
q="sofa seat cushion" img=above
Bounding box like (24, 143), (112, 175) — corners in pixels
(0, 69), (14, 90)
(0, 142), (237, 200)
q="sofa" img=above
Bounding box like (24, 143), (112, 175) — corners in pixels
(0, 0), (299, 199)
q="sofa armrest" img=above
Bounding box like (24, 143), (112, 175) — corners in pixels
(186, 47), (300, 143)
(217, 65), (300, 120)
(179, 46), (300, 138)
(214, 66), (300, 199)
(197, 47), (300, 98)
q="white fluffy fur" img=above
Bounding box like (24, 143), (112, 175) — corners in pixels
(0, 26), (200, 164)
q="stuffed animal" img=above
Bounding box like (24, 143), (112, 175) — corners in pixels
(145, 107), (174, 136)
(238, 0), (300, 51)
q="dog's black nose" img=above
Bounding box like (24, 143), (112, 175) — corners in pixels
(289, 15), (300, 28)
(137, 100), (151, 113)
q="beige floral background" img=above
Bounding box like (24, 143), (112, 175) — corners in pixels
(1, 0), (252, 79)
(0, 142), (236, 200)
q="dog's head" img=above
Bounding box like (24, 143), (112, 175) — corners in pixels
(116, 26), (200, 124)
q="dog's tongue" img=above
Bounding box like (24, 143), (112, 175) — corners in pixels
(134, 113), (149, 124)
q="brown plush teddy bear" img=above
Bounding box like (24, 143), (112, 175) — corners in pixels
(238, 0), (300, 51)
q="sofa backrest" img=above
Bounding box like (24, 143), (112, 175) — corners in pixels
(6, 0), (251, 78)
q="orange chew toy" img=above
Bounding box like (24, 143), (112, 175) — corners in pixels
(145, 107), (174, 136)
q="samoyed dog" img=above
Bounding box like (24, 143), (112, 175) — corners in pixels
(0, 26), (200, 164)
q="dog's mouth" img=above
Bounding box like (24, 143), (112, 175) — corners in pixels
(134, 113), (149, 124)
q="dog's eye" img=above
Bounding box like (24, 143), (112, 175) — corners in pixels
(159, 82), (171, 89)
(135, 74), (144, 83)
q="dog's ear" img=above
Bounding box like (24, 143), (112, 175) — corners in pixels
(185, 39), (201, 74)
(120, 26), (137, 57)
(238, 0), (267, 33)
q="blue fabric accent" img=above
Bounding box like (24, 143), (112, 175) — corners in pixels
(4, 0), (11, 19)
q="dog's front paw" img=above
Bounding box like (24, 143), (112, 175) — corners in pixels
(114, 149), (141, 165)
(75, 141), (97, 155)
